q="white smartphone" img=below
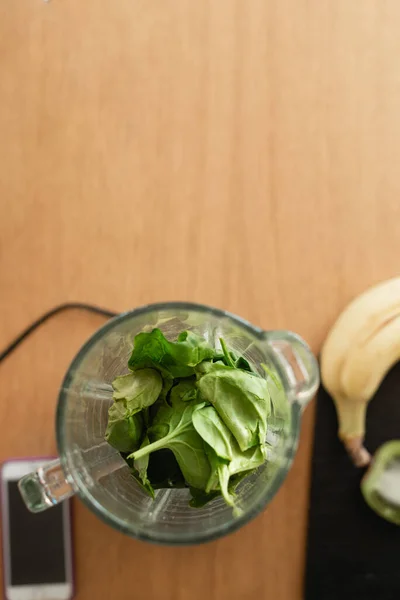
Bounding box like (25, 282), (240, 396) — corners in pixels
(1, 459), (74, 600)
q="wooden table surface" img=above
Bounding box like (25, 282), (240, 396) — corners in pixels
(1, 1), (400, 598)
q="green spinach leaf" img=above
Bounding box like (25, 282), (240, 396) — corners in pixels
(220, 338), (235, 368)
(105, 328), (273, 513)
(134, 435), (154, 495)
(112, 368), (162, 412)
(169, 378), (199, 408)
(197, 364), (271, 452)
(204, 446), (238, 512)
(234, 356), (252, 372)
(159, 374), (174, 403)
(105, 368), (162, 453)
(192, 406), (233, 461)
(129, 468), (155, 498)
(128, 329), (215, 378)
(105, 403), (143, 453)
(128, 402), (211, 490)
(218, 338), (253, 372)
(229, 441), (266, 475)
(195, 359), (226, 376)
(205, 440), (265, 516)
(120, 452), (154, 498)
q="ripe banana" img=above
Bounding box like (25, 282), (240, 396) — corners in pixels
(321, 277), (400, 467)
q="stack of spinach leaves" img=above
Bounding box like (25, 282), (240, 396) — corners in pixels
(105, 328), (275, 514)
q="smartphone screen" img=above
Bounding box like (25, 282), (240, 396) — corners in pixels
(8, 481), (67, 585)
(2, 461), (73, 600)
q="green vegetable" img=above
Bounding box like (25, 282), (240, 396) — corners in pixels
(129, 402), (211, 490)
(133, 435), (154, 497)
(193, 404), (265, 514)
(203, 433), (265, 515)
(169, 378), (199, 407)
(218, 338), (253, 372)
(234, 356), (252, 372)
(195, 359), (226, 375)
(192, 406), (233, 461)
(112, 369), (162, 411)
(104, 328), (281, 513)
(216, 463), (237, 511)
(105, 403), (143, 453)
(128, 469), (155, 498)
(105, 368), (161, 452)
(220, 338), (235, 368)
(128, 329), (215, 378)
(197, 364), (271, 452)
(231, 443), (265, 473)
(361, 440), (400, 525)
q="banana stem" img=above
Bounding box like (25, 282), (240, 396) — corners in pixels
(343, 437), (371, 467)
(334, 394), (371, 467)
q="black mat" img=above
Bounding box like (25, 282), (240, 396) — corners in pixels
(305, 362), (400, 600)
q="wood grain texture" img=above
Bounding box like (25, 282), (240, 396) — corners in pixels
(1, 1), (400, 598)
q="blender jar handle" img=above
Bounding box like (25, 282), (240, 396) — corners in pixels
(18, 459), (74, 513)
(263, 330), (320, 409)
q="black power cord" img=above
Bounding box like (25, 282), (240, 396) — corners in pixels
(0, 303), (119, 365)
